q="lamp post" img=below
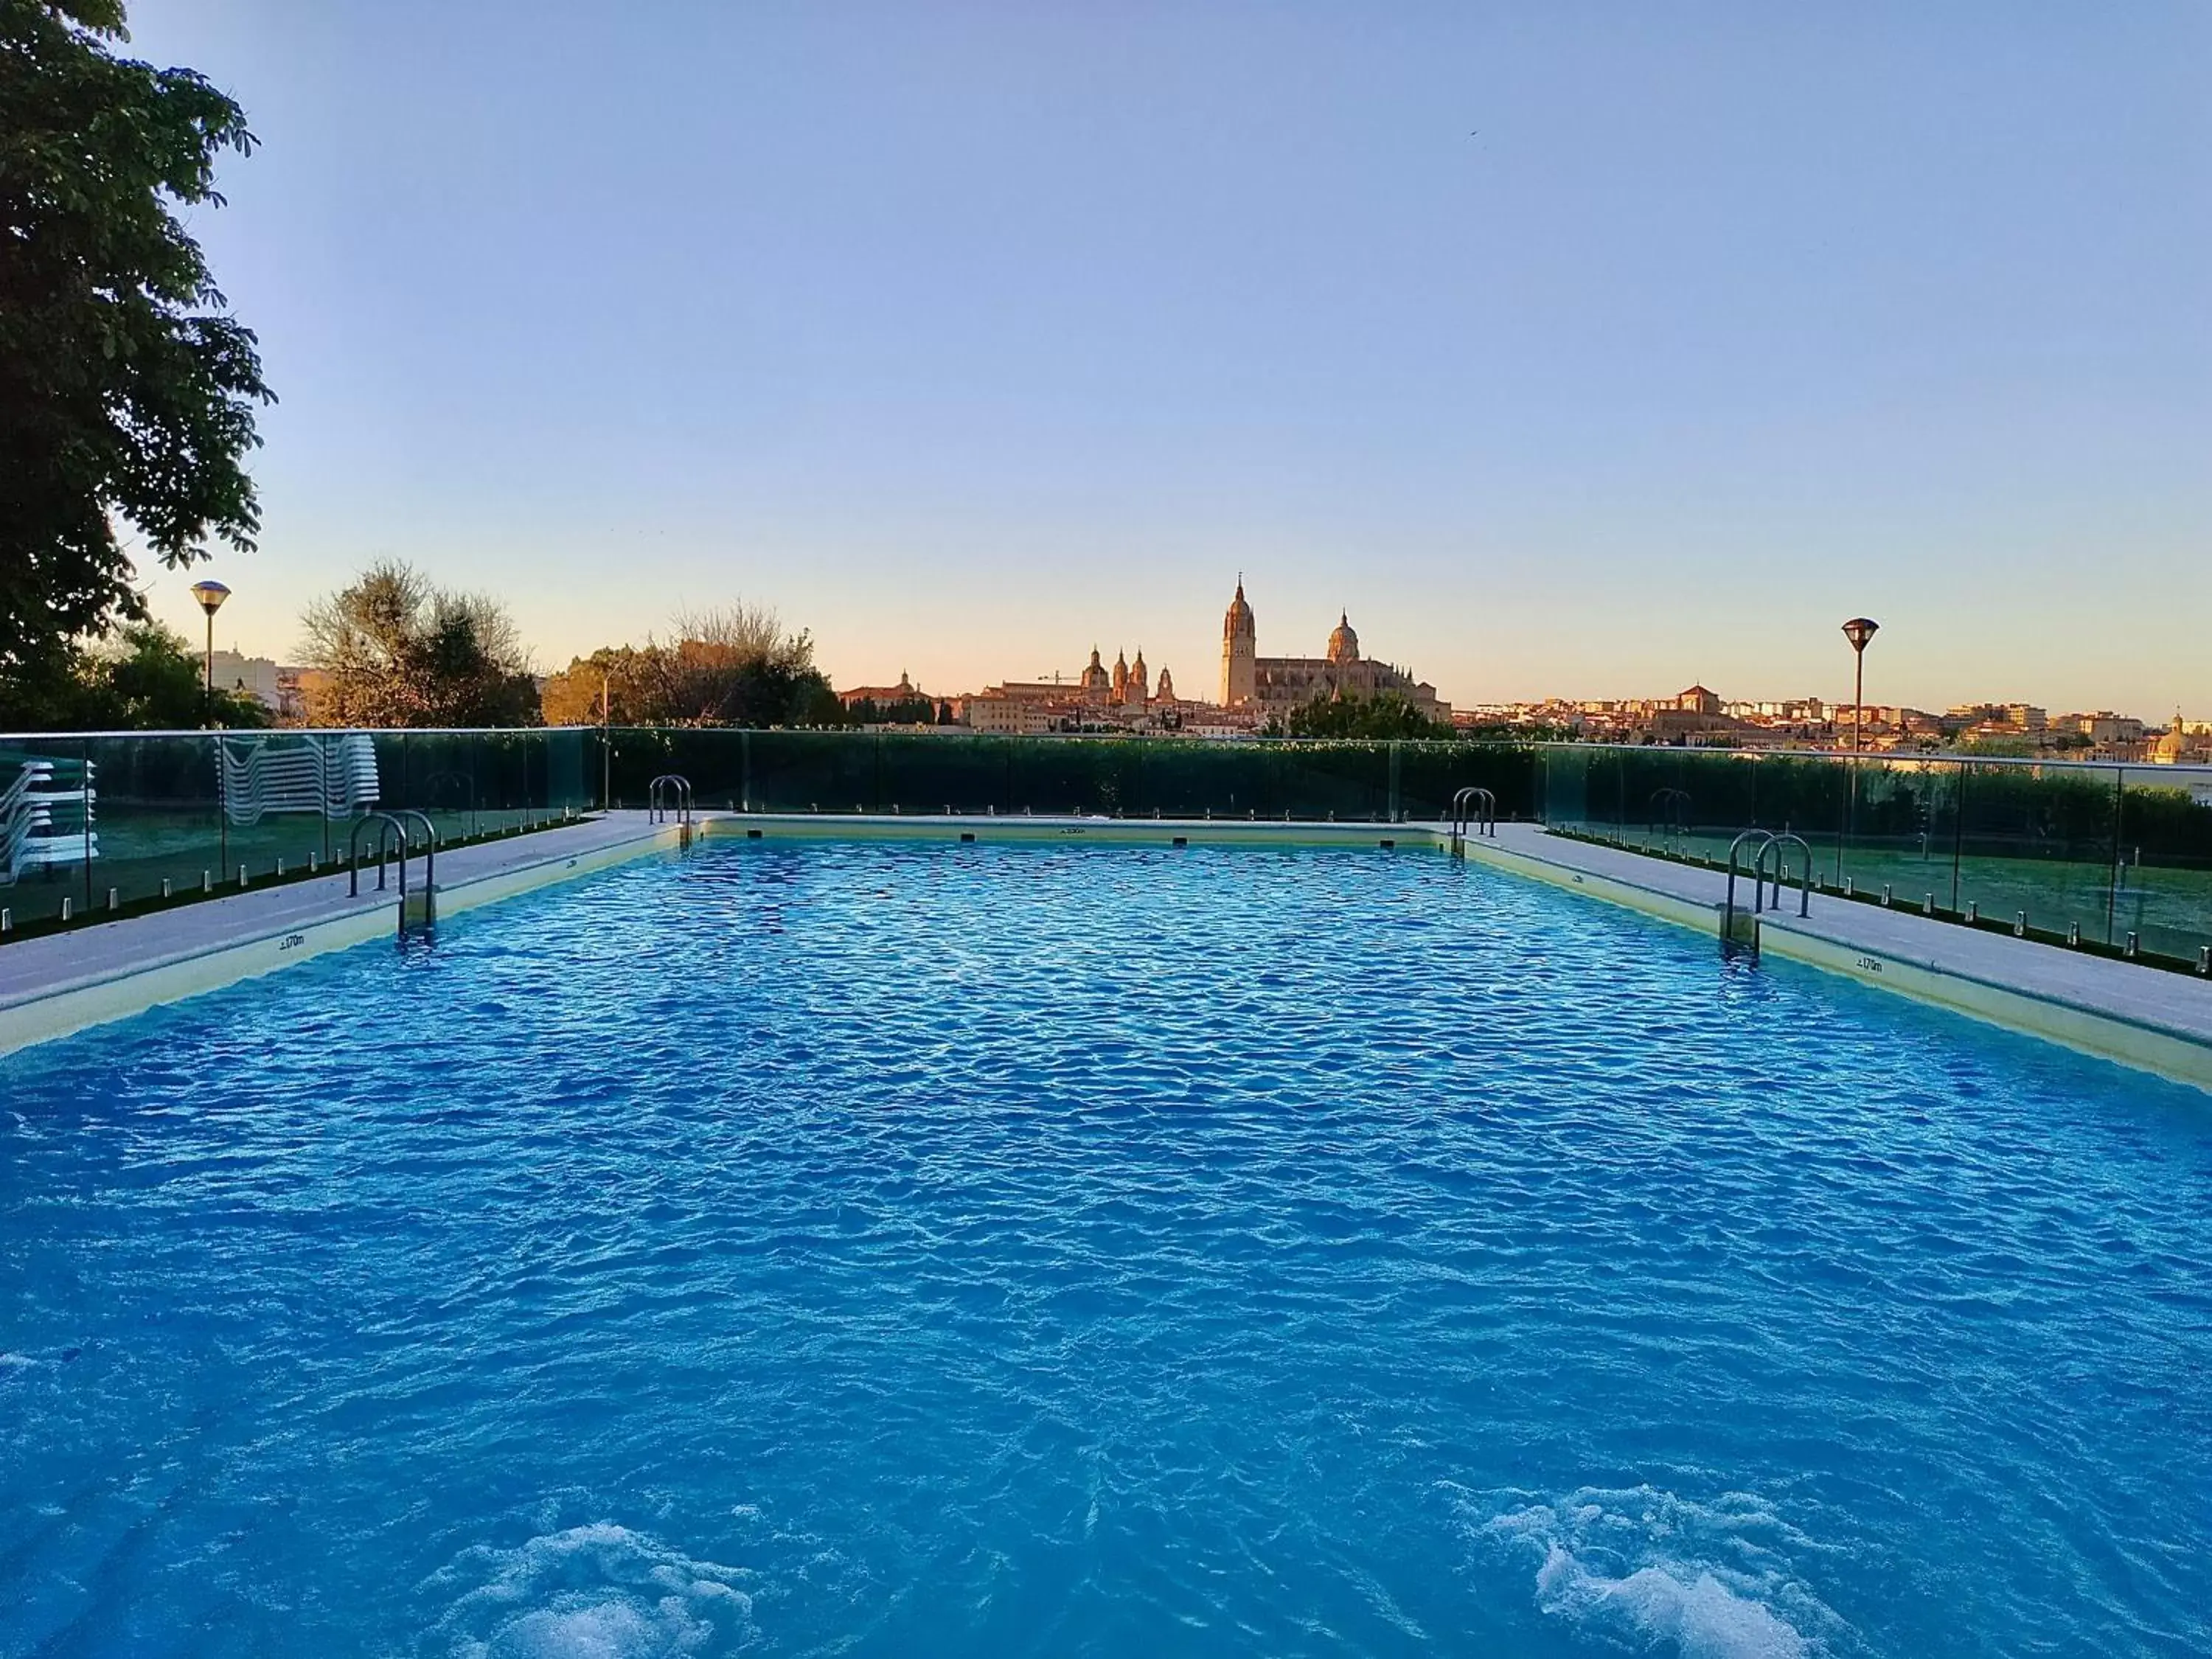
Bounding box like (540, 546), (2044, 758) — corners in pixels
(1839, 616), (1879, 884)
(189, 580), (232, 728)
(1840, 617), (1879, 753)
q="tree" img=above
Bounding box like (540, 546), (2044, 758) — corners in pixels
(842, 690), (938, 726)
(1270, 689), (1456, 741)
(82, 618), (270, 728)
(633, 604), (835, 726)
(539, 644), (648, 726)
(23, 618), (271, 728)
(1, 1), (272, 725)
(299, 561), (539, 727)
(540, 602), (838, 728)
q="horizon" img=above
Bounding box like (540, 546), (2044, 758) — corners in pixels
(122, 1), (2208, 717)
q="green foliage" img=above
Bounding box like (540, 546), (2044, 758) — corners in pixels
(11, 619), (271, 728)
(540, 604), (835, 728)
(797, 681), (846, 726)
(1270, 689), (1455, 741)
(300, 561), (539, 728)
(1459, 720), (1578, 744)
(87, 619), (270, 728)
(539, 645), (640, 726)
(0, 0), (272, 723)
(841, 692), (938, 726)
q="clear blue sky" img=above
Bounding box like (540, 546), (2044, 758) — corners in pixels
(129, 1), (2209, 716)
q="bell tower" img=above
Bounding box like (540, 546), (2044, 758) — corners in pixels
(1220, 577), (1256, 706)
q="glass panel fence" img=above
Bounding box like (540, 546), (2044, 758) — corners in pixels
(399, 729), (481, 843)
(1953, 758), (2121, 946)
(4, 729), (2210, 967)
(1517, 744), (2207, 968)
(1397, 742), (1538, 824)
(1835, 755), (1964, 911)
(876, 731), (1018, 815)
(2117, 765), (2212, 965)
(1538, 747), (1596, 838)
(478, 729), (538, 835)
(597, 733), (1536, 823)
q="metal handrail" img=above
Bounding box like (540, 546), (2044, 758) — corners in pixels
(1448, 786), (1495, 855)
(1722, 829), (1776, 950)
(648, 773), (693, 825)
(392, 809), (437, 897)
(348, 812), (409, 897)
(1649, 787), (1692, 842)
(1754, 831), (1815, 919)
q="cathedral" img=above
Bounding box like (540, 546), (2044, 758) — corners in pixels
(1074, 646), (1170, 708)
(963, 580), (1441, 734)
(1219, 579), (1447, 719)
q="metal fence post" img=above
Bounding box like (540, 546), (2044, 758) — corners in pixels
(1951, 760), (1966, 913)
(2106, 767), (2124, 947)
(82, 737), (95, 914)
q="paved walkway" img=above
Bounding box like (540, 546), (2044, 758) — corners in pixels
(0, 813), (669, 1015)
(1468, 823), (2212, 1050)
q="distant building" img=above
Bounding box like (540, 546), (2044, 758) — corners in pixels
(2149, 712), (2208, 766)
(206, 650), (299, 718)
(837, 672), (930, 712)
(2056, 712), (2145, 751)
(964, 692), (1054, 735)
(1947, 702), (2045, 734)
(1215, 579), (1447, 720)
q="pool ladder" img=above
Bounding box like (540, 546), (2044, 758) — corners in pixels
(1448, 787), (1496, 858)
(649, 773), (697, 846)
(349, 809), (438, 936)
(1649, 787), (1692, 852)
(1721, 829), (1814, 959)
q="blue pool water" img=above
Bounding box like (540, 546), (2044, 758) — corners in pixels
(3, 841), (2209, 1658)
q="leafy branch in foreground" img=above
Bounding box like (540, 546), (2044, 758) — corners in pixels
(1, 0), (273, 723)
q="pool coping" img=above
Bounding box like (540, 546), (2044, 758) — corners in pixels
(3, 810), (2207, 1095)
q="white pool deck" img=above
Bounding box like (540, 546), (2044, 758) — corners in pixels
(1, 810), (2207, 1092)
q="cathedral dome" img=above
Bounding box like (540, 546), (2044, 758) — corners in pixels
(1326, 611), (1360, 664)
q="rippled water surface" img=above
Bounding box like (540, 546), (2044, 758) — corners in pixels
(4, 841), (2209, 1658)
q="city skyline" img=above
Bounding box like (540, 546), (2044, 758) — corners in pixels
(127, 0), (2208, 715)
(174, 572), (2194, 728)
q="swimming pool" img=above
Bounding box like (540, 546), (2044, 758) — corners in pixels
(3, 841), (2207, 1656)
